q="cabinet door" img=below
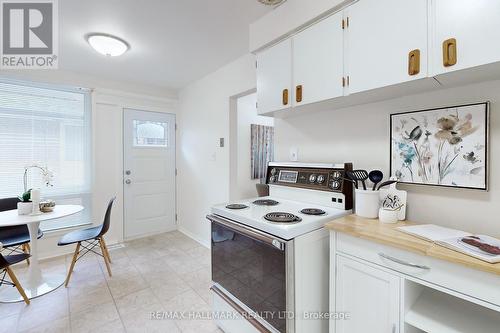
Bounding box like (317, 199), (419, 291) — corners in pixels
(336, 255), (400, 333)
(292, 12), (344, 106)
(432, 0), (500, 75)
(346, 0), (428, 94)
(256, 39), (292, 115)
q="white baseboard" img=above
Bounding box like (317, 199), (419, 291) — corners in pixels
(178, 226), (210, 249)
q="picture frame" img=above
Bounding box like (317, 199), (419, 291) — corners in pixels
(390, 102), (489, 190)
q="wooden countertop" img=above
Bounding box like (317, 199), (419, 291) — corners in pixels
(325, 215), (500, 276)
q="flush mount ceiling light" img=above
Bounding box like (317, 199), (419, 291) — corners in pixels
(257, 0), (285, 5)
(86, 33), (129, 57)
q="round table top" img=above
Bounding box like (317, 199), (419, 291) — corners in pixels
(0, 205), (84, 227)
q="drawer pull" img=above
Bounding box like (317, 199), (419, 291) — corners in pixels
(296, 85), (303, 103)
(282, 89), (289, 106)
(378, 253), (430, 270)
(408, 49), (420, 76)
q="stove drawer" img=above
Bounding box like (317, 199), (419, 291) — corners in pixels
(335, 232), (500, 307)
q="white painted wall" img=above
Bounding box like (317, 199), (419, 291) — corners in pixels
(235, 93), (274, 200)
(274, 80), (500, 236)
(0, 71), (177, 259)
(177, 54), (257, 246)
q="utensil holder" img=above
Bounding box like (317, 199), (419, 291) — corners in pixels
(355, 189), (380, 219)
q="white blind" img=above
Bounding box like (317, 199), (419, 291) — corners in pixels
(0, 80), (92, 231)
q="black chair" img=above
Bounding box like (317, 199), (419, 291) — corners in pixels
(0, 197), (43, 264)
(58, 197), (115, 286)
(0, 243), (30, 305)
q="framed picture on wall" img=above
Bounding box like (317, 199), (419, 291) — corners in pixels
(390, 102), (489, 190)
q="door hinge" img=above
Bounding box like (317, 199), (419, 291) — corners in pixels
(346, 17), (349, 28)
(347, 75), (350, 86)
(342, 19), (345, 29)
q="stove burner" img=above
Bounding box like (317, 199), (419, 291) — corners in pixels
(300, 208), (326, 216)
(264, 212), (302, 223)
(253, 199), (279, 206)
(226, 204), (249, 210)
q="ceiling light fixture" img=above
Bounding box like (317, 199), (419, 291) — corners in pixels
(86, 33), (129, 57)
(257, 0), (285, 5)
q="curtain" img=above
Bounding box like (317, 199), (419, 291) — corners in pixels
(251, 124), (274, 180)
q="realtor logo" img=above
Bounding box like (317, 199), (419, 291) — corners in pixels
(1, 0), (58, 69)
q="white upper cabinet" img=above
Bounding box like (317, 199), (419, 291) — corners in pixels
(345, 0), (428, 94)
(292, 12), (344, 106)
(432, 0), (500, 75)
(256, 39), (292, 115)
(335, 255), (400, 333)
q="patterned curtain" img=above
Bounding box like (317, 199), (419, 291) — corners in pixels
(251, 124), (274, 180)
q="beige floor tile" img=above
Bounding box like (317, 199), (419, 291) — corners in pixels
(122, 314), (180, 333)
(0, 300), (25, 317)
(92, 318), (125, 333)
(70, 301), (119, 333)
(0, 314), (18, 333)
(106, 269), (148, 298)
(18, 316), (70, 333)
(17, 288), (69, 332)
(68, 281), (113, 314)
(175, 318), (219, 333)
(114, 288), (162, 317)
(153, 275), (192, 303)
(162, 289), (211, 313)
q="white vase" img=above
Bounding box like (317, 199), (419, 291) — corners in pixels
(379, 208), (399, 224)
(17, 202), (32, 215)
(355, 189), (380, 219)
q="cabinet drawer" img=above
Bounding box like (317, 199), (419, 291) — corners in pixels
(336, 232), (500, 308)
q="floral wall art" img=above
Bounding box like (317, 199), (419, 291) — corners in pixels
(390, 103), (489, 190)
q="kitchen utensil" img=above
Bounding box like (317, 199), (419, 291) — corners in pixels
(368, 170), (384, 191)
(348, 170), (369, 190)
(343, 178), (358, 189)
(379, 179), (407, 220)
(376, 180), (397, 190)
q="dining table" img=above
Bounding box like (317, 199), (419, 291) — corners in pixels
(0, 205), (84, 303)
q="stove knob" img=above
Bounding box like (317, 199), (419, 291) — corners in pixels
(332, 171), (342, 180)
(330, 181), (341, 190)
(309, 174), (317, 183)
(270, 168), (277, 175)
(317, 175), (325, 184)
(269, 176), (277, 183)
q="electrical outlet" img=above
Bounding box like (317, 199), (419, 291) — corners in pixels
(289, 147), (298, 161)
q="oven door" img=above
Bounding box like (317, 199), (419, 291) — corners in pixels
(207, 214), (294, 333)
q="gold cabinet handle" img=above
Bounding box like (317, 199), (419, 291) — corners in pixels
(408, 49), (421, 76)
(443, 38), (457, 67)
(282, 89), (289, 106)
(296, 85), (303, 103)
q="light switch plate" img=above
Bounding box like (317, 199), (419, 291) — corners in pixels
(289, 147), (298, 161)
(219, 138), (225, 147)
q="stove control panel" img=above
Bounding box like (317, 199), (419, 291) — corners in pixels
(267, 163), (352, 194)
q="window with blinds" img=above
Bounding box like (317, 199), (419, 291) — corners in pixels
(0, 80), (92, 231)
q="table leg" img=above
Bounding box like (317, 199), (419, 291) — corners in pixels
(0, 222), (66, 303)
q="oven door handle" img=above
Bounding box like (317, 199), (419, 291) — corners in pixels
(207, 214), (286, 251)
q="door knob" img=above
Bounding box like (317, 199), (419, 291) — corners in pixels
(125, 179), (131, 185)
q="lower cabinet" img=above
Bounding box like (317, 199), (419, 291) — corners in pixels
(335, 255), (400, 333)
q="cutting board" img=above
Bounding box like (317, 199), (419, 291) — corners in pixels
(379, 181), (407, 220)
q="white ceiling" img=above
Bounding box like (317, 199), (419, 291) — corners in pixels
(59, 0), (271, 91)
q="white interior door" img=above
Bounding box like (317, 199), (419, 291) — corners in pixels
(123, 109), (176, 239)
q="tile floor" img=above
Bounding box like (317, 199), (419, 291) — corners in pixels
(0, 231), (222, 333)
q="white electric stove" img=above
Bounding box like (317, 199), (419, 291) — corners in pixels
(208, 162), (353, 333)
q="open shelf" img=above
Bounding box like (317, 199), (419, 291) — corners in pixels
(405, 285), (500, 333)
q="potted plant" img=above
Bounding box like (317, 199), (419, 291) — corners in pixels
(17, 189), (33, 215)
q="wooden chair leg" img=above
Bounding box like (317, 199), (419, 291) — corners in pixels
(65, 242), (81, 287)
(6, 267), (30, 305)
(100, 237), (112, 263)
(99, 238), (112, 277)
(22, 244), (30, 266)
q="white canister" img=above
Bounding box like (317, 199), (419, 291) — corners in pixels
(355, 189), (380, 219)
(17, 202), (32, 215)
(378, 208), (399, 224)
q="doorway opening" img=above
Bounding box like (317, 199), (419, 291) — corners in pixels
(229, 91), (274, 201)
